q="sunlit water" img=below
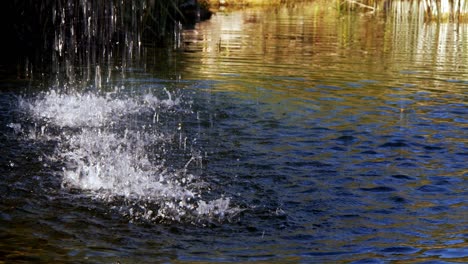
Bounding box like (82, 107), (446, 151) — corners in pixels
(1, 2), (467, 263)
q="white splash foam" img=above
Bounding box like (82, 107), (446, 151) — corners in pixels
(19, 89), (239, 224)
(20, 90), (141, 127)
(7, 123), (23, 134)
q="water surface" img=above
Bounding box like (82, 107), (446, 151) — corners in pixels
(1, 2), (467, 263)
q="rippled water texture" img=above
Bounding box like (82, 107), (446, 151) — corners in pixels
(1, 2), (467, 263)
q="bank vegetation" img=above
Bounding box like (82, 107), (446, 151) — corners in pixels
(205, 0), (468, 23)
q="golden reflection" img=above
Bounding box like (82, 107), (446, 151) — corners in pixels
(179, 1), (468, 90)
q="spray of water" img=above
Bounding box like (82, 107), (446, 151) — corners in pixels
(9, 0), (238, 225)
(17, 89), (240, 224)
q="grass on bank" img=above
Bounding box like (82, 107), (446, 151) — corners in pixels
(204, 0), (468, 23)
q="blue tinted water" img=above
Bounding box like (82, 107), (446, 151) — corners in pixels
(1, 2), (467, 263)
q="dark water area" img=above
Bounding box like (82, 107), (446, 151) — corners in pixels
(1, 2), (468, 263)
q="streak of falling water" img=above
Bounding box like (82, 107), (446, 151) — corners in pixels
(10, 0), (243, 225)
(95, 65), (101, 89)
(46, 0), (150, 89)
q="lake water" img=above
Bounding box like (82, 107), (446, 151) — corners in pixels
(1, 2), (467, 263)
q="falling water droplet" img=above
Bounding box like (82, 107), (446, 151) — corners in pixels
(95, 65), (101, 89)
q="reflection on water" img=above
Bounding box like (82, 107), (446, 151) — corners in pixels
(1, 1), (467, 263)
(177, 2), (468, 82)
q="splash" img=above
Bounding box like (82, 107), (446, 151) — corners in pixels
(19, 89), (239, 224)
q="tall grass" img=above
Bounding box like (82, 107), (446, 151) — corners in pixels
(340, 0), (468, 22)
(203, 0), (468, 22)
(203, 0), (306, 7)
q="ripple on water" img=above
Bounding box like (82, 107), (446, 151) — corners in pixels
(360, 186), (396, 193)
(379, 141), (409, 148)
(429, 176), (462, 185)
(424, 248), (468, 259)
(361, 150), (378, 155)
(346, 82), (364, 88)
(390, 174), (415, 180)
(399, 70), (420, 74)
(335, 135), (359, 144)
(388, 195), (408, 204)
(315, 84), (342, 90)
(381, 246), (420, 254)
(318, 96), (345, 102)
(417, 185), (449, 193)
(351, 258), (385, 264)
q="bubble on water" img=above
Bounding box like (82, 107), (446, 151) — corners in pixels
(19, 89), (240, 224)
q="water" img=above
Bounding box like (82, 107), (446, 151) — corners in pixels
(1, 2), (468, 263)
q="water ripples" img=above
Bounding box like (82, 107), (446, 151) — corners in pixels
(1, 2), (468, 262)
